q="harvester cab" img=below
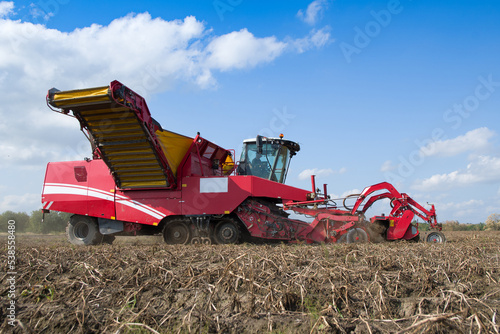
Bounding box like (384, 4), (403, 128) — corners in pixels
(237, 135), (300, 184)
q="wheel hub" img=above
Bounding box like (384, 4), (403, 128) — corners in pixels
(222, 227), (234, 239)
(74, 222), (89, 239)
(215, 220), (239, 244)
(164, 222), (190, 244)
(428, 235), (443, 242)
(426, 231), (446, 243)
(346, 227), (369, 243)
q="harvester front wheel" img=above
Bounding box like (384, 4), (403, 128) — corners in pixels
(163, 220), (191, 245)
(67, 215), (103, 246)
(214, 219), (241, 244)
(426, 231), (446, 243)
(346, 228), (369, 243)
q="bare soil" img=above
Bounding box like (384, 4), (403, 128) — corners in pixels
(1, 231), (499, 333)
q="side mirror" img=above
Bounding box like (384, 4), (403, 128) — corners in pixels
(256, 135), (263, 154)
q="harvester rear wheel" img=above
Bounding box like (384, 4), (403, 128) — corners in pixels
(66, 215), (103, 246)
(426, 231), (446, 243)
(346, 228), (369, 243)
(214, 219), (241, 244)
(163, 220), (191, 245)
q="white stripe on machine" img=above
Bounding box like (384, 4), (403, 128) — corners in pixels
(43, 183), (164, 220)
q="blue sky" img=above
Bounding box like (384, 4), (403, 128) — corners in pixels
(0, 0), (499, 223)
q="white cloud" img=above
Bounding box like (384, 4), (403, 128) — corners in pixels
(0, 13), (327, 96)
(299, 168), (333, 180)
(380, 160), (395, 172)
(205, 28), (286, 72)
(419, 127), (495, 158)
(436, 199), (485, 221)
(1, 14), (208, 95)
(297, 0), (328, 25)
(291, 27), (331, 53)
(298, 167), (345, 180)
(340, 189), (361, 198)
(0, 1), (14, 18)
(0, 12), (330, 170)
(0, 193), (41, 212)
(412, 155), (500, 191)
(438, 199), (484, 211)
(28, 3), (53, 21)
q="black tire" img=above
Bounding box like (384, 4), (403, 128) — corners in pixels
(214, 219), (241, 244)
(346, 228), (369, 243)
(163, 220), (191, 244)
(426, 231), (446, 243)
(66, 215), (103, 246)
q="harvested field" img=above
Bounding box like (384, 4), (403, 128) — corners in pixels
(1, 231), (499, 333)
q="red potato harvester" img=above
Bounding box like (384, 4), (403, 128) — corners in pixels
(42, 81), (445, 245)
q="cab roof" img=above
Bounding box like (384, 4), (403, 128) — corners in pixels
(243, 137), (300, 153)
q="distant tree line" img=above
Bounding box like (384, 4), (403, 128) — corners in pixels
(439, 221), (486, 231)
(416, 214), (500, 231)
(1, 211), (499, 234)
(0, 211), (71, 234)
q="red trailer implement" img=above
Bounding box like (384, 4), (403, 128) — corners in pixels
(42, 81), (445, 245)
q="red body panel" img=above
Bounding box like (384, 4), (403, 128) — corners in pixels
(386, 211), (414, 240)
(43, 161), (91, 216)
(42, 159), (437, 244)
(87, 160), (116, 219)
(114, 189), (182, 225)
(181, 176), (308, 215)
(42, 159), (309, 225)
